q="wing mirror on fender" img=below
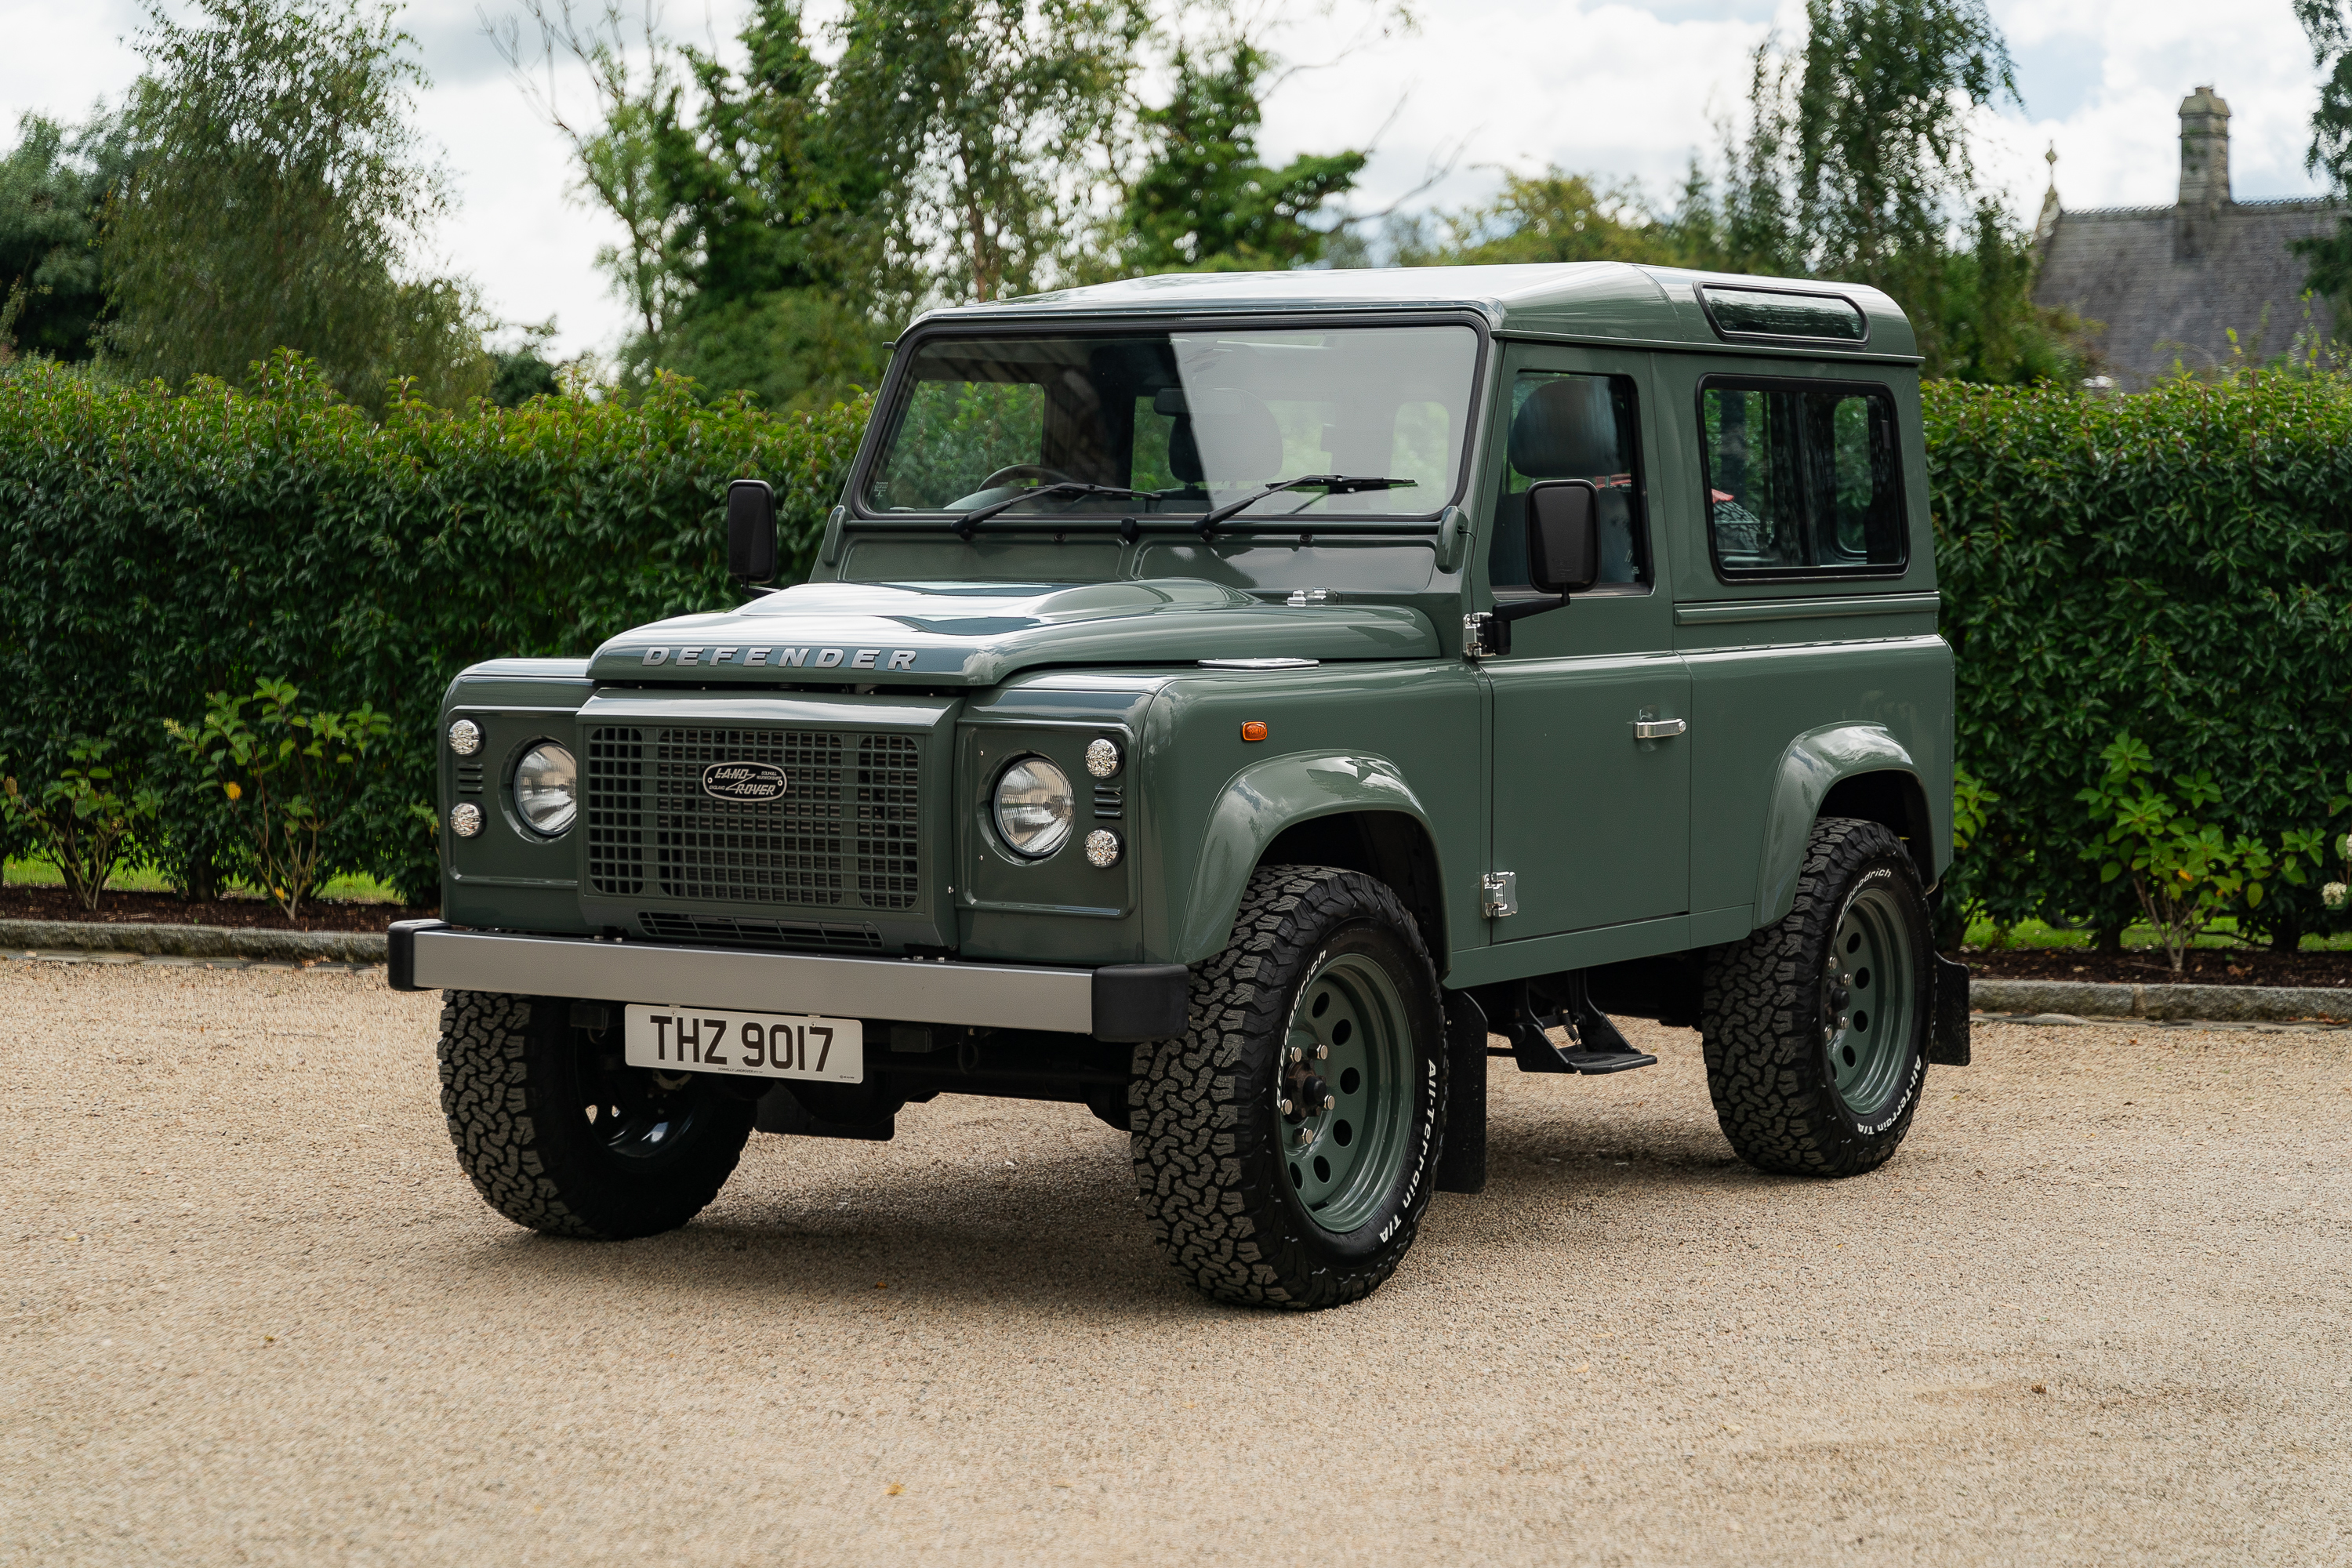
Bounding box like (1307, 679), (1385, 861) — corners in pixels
(727, 478), (779, 587)
(1526, 478), (1601, 596)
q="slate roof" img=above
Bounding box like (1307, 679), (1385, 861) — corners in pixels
(2034, 198), (2341, 390)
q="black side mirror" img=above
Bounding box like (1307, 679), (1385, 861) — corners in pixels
(1526, 479), (1600, 596)
(727, 478), (778, 585)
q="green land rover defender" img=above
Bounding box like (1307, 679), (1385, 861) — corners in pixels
(397, 262), (1970, 1309)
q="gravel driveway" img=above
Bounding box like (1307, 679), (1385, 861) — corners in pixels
(5, 959), (2348, 1566)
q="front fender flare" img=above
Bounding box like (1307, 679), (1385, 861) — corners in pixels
(1174, 752), (1436, 963)
(1754, 724), (1922, 927)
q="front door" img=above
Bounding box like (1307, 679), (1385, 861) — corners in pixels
(1482, 346), (1690, 938)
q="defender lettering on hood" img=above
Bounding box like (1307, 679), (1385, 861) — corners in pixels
(594, 579), (1437, 687)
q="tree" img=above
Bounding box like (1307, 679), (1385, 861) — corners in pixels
(1390, 0), (2072, 383)
(0, 111), (135, 363)
(2293, 0), (2352, 307)
(104, 0), (488, 408)
(829, 0), (1148, 305)
(1114, 42), (1363, 274)
(499, 0), (886, 408)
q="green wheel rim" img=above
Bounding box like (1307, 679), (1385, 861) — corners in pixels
(1820, 882), (1919, 1119)
(1276, 950), (1416, 1236)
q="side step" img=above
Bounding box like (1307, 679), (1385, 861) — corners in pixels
(1495, 974), (1658, 1076)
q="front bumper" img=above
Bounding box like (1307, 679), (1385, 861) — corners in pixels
(388, 920), (1187, 1042)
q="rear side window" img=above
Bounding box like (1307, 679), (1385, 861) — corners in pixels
(1699, 380), (1905, 579)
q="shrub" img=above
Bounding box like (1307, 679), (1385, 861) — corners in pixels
(170, 677), (395, 919)
(0, 354), (867, 903)
(0, 736), (159, 910)
(1928, 373), (2352, 949)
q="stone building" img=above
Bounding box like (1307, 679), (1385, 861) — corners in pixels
(2033, 88), (2341, 389)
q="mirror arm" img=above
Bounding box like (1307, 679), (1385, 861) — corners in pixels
(1490, 591), (1570, 626)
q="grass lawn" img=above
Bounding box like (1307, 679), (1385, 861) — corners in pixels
(2, 856), (405, 905)
(1962, 914), (2352, 953)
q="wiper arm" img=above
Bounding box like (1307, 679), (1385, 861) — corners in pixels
(1193, 474), (1417, 538)
(950, 481), (1151, 540)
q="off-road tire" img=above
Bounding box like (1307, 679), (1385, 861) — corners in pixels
(437, 990), (754, 1240)
(1131, 866), (1445, 1310)
(1700, 818), (1931, 1177)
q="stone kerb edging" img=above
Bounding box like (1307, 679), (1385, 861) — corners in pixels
(0, 919), (388, 964)
(1972, 977), (2350, 1024)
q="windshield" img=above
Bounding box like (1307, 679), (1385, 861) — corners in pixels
(861, 325), (1479, 525)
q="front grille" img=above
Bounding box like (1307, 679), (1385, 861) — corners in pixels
(637, 913), (884, 950)
(586, 724), (924, 911)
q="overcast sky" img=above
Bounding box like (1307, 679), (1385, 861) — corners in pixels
(2, 0), (2332, 360)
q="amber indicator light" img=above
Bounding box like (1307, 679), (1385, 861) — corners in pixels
(1241, 720), (1269, 742)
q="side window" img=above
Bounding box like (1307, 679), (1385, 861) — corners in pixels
(1700, 380), (1905, 577)
(1489, 371), (1647, 590)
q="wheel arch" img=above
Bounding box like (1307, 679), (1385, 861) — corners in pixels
(1755, 725), (1938, 927)
(1172, 753), (1447, 964)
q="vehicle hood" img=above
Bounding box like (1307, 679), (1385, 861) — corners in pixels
(586, 579), (1439, 687)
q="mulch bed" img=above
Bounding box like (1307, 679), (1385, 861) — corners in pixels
(1961, 944), (2352, 989)
(0, 884), (435, 934)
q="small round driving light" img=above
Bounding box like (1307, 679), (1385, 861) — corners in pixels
(1084, 828), (1122, 868)
(513, 742), (578, 836)
(450, 802), (483, 838)
(448, 719), (481, 756)
(993, 756), (1074, 858)
(1084, 738), (1120, 778)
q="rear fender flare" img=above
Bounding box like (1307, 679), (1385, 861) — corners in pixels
(1754, 724), (1926, 927)
(1175, 753), (1437, 964)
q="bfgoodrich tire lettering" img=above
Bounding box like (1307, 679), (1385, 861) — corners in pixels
(1699, 818), (1932, 1177)
(1131, 866), (1446, 1309)
(436, 990), (754, 1240)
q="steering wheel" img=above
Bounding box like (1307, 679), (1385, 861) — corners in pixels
(978, 463), (1073, 491)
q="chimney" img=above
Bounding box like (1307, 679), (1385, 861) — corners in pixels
(2176, 85), (2230, 258)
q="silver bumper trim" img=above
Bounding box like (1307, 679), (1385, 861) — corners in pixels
(408, 927), (1095, 1034)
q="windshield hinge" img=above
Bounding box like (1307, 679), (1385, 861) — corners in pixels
(1286, 588), (1332, 607)
(1463, 612), (1501, 660)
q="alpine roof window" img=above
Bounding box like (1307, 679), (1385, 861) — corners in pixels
(1700, 379), (1906, 579)
(1697, 285), (1867, 344)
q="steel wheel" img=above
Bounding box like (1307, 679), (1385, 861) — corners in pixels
(1278, 950), (1416, 1235)
(580, 1044), (728, 1169)
(1821, 880), (1919, 1120)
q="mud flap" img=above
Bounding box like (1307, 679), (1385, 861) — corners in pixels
(1436, 991), (1488, 1194)
(1928, 953), (1972, 1066)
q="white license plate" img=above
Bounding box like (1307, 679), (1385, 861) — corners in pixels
(623, 1004), (863, 1083)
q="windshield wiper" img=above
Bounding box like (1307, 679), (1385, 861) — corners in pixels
(1193, 474), (1417, 538)
(950, 481), (1152, 540)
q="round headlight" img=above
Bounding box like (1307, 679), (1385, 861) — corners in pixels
(994, 756), (1074, 858)
(448, 719), (481, 756)
(513, 742), (577, 836)
(1084, 738), (1121, 778)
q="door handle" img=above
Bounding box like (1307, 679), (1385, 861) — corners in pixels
(1633, 717), (1687, 740)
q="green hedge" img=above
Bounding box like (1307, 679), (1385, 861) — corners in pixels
(0, 355), (867, 902)
(1927, 374), (2352, 946)
(7, 355), (2349, 938)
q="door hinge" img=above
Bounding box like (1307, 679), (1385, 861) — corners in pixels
(1482, 871), (1518, 918)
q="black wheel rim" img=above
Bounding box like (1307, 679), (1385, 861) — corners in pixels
(578, 1039), (720, 1167)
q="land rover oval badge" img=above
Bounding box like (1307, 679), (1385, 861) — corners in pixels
(701, 760), (789, 803)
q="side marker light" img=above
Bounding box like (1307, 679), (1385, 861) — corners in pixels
(1241, 721), (1269, 742)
